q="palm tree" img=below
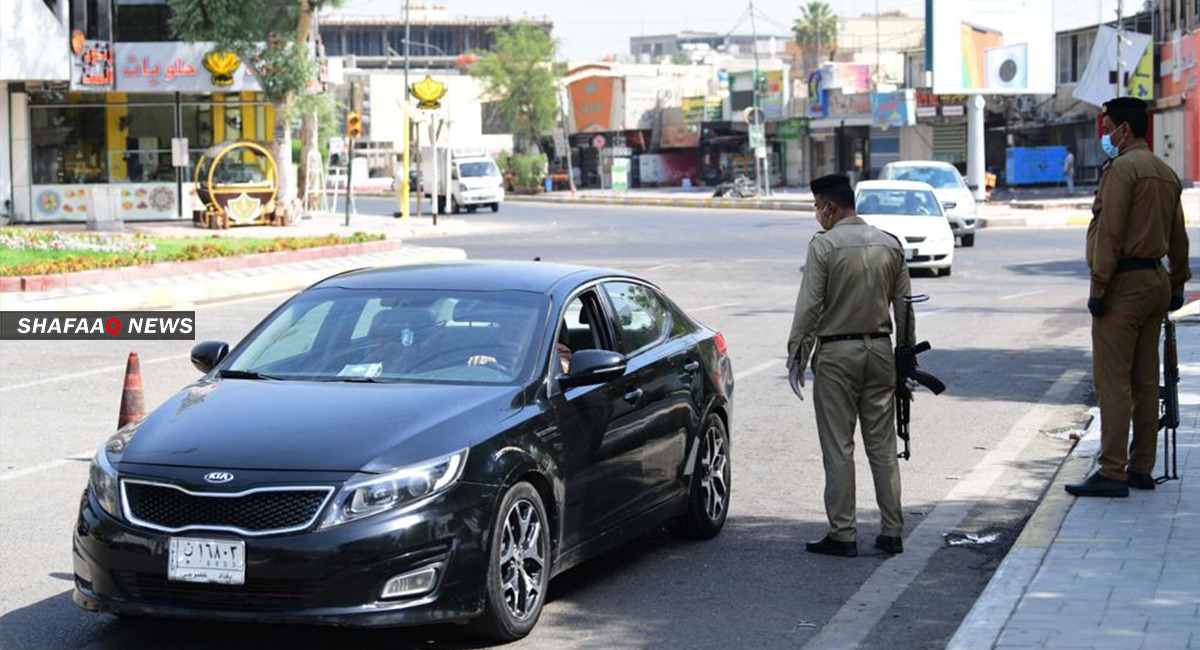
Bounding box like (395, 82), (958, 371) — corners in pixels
(793, 1), (838, 72)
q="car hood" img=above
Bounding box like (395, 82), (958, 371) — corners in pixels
(861, 215), (954, 242)
(117, 378), (520, 473)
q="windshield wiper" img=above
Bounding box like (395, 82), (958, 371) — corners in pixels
(217, 369), (284, 380)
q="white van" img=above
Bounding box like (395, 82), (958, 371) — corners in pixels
(418, 147), (505, 214)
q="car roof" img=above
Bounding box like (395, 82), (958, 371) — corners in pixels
(883, 160), (960, 171)
(312, 260), (635, 294)
(856, 180), (937, 192)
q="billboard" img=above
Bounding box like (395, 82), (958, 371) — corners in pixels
(931, 0), (1054, 95)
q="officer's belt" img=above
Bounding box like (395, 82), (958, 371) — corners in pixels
(819, 333), (890, 344)
(1115, 258), (1160, 273)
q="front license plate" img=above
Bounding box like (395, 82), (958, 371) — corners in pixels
(168, 537), (245, 585)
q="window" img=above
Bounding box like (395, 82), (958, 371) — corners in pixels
(233, 300), (334, 369)
(603, 282), (668, 355)
(115, 2), (173, 42)
(108, 104), (176, 183)
(30, 105), (107, 184)
(1057, 30), (1096, 85)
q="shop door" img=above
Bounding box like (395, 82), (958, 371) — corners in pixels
(1153, 109), (1187, 181)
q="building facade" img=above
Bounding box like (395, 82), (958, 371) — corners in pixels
(4, 0), (278, 223)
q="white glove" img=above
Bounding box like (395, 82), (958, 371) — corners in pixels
(788, 364), (805, 401)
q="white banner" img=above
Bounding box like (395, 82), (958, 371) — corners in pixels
(1072, 26), (1155, 108)
(931, 0), (1055, 95)
(115, 42), (262, 93)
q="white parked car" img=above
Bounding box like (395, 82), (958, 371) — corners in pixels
(878, 161), (977, 247)
(855, 180), (955, 277)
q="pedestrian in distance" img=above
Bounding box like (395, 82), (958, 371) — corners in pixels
(1063, 148), (1075, 195)
(1066, 96), (1192, 498)
(787, 173), (916, 557)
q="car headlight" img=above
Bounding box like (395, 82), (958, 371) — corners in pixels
(459, 183), (469, 193)
(320, 449), (468, 528)
(88, 444), (121, 520)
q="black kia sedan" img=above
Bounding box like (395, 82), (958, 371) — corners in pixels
(74, 261), (734, 641)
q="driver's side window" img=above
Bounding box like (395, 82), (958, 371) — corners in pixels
(555, 291), (609, 374)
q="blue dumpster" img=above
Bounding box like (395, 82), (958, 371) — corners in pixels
(1006, 146), (1067, 185)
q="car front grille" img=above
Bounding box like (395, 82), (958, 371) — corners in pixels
(122, 481), (333, 536)
(112, 571), (322, 610)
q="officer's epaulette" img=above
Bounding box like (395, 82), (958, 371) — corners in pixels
(879, 230), (904, 247)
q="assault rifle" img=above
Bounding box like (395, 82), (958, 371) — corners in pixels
(1158, 315), (1180, 483)
(895, 341), (946, 460)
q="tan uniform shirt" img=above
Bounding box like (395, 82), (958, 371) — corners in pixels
(1087, 141), (1192, 298)
(787, 215), (915, 371)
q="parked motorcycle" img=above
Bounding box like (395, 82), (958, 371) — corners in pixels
(712, 175), (757, 198)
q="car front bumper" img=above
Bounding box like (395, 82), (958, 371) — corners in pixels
(73, 481), (500, 627)
(947, 214), (977, 236)
(904, 244), (954, 270)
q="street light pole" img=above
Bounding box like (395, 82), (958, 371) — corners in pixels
(749, 0), (766, 196)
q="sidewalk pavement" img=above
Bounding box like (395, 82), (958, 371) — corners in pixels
(0, 212), (469, 311)
(948, 300), (1200, 650)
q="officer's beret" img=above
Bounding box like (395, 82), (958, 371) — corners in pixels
(1102, 97), (1147, 120)
(811, 174), (851, 196)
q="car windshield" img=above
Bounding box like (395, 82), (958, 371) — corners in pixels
(885, 166), (965, 190)
(857, 189), (943, 217)
(223, 288), (549, 384)
(459, 162), (499, 178)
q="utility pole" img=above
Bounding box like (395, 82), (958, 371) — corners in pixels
(395, 0), (413, 218)
(1116, 0), (1125, 97)
(874, 0), (881, 89)
(749, 0), (768, 195)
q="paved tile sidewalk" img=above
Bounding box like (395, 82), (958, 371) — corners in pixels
(950, 309), (1200, 649)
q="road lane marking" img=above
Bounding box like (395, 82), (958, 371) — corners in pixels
(802, 367), (1087, 650)
(0, 353), (191, 393)
(0, 451), (93, 483)
(916, 308), (954, 318)
(690, 301), (745, 313)
(999, 289), (1049, 301)
(734, 359), (783, 381)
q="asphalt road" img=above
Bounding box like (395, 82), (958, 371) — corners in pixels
(2, 201), (1196, 649)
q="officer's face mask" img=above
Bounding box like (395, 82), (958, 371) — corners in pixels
(1100, 123), (1126, 159)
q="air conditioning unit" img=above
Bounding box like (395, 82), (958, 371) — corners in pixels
(985, 43), (1028, 90)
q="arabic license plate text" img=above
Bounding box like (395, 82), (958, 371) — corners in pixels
(168, 537), (245, 585)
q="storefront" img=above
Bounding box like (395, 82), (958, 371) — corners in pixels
(13, 41), (273, 222)
(1156, 29), (1199, 184)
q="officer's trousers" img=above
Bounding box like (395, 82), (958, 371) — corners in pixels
(813, 337), (903, 542)
(1092, 267), (1170, 481)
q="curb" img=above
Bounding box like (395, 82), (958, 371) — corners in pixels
(0, 239), (405, 293)
(946, 422), (1097, 650)
(0, 246), (467, 311)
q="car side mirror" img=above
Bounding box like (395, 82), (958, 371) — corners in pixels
(967, 183), (979, 191)
(191, 340), (230, 374)
(560, 349), (627, 389)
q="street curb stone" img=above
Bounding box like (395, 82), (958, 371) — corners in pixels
(0, 239), (406, 293)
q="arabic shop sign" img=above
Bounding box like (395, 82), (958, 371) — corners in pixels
(113, 42), (261, 93)
(71, 32), (114, 91)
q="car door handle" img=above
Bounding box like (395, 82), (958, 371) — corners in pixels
(623, 388), (644, 404)
(683, 360), (701, 373)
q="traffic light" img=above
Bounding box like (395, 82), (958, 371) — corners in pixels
(346, 111), (363, 140)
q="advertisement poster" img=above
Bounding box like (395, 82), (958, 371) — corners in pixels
(931, 0), (1055, 95)
(570, 76), (620, 133)
(871, 91), (916, 129)
(31, 184), (180, 222)
(638, 152), (699, 187)
(611, 157), (630, 191)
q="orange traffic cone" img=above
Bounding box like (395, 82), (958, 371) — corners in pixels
(118, 351), (146, 429)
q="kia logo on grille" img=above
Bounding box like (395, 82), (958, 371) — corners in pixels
(203, 471), (235, 484)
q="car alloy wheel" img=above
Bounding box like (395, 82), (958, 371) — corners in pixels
(675, 413), (731, 539)
(473, 482), (550, 641)
(498, 497), (546, 620)
(700, 421), (729, 522)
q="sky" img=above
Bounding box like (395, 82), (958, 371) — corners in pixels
(327, 0), (929, 61)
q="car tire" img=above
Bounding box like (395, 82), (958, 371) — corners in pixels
(961, 233), (975, 247)
(675, 413), (731, 539)
(472, 482), (550, 642)
(452, 198), (461, 214)
(491, 203), (500, 213)
(939, 266), (953, 277)
(467, 205), (478, 214)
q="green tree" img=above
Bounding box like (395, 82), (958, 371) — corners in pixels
(793, 1), (838, 72)
(168, 0), (341, 211)
(470, 23), (564, 154)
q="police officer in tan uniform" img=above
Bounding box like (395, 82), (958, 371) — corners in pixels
(787, 174), (915, 557)
(1066, 97), (1192, 498)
